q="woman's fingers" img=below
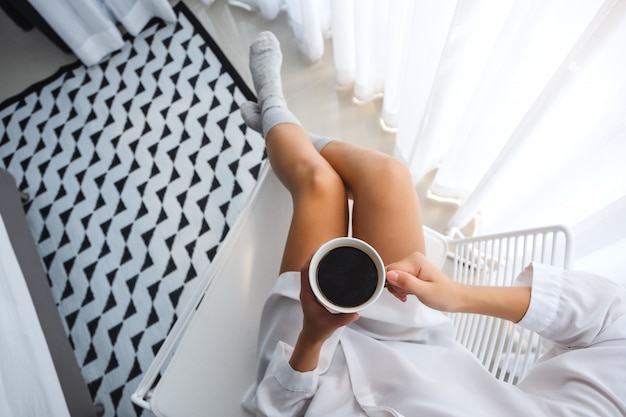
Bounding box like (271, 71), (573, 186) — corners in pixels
(386, 270), (421, 293)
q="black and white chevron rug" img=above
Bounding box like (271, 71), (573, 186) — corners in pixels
(0, 3), (265, 416)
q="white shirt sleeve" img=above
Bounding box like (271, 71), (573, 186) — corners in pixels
(246, 341), (319, 417)
(515, 263), (626, 415)
(516, 262), (626, 348)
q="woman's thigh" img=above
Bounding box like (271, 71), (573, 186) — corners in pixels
(265, 124), (350, 273)
(320, 141), (425, 265)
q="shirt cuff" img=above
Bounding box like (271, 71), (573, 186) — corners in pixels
(271, 341), (319, 393)
(516, 262), (564, 336)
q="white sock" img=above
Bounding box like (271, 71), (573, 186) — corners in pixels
(249, 31), (301, 137)
(240, 101), (334, 152)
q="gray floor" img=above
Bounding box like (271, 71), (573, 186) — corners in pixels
(0, 0), (462, 243)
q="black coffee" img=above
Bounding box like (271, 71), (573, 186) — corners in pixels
(316, 246), (378, 308)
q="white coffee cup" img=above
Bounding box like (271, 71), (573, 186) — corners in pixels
(308, 237), (386, 314)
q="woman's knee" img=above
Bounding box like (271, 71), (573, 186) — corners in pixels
(383, 156), (412, 183)
(363, 155), (414, 195)
(291, 160), (346, 201)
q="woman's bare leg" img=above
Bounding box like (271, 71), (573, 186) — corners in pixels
(247, 32), (348, 273)
(320, 141), (425, 265)
(266, 124), (348, 274)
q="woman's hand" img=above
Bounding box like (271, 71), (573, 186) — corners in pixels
(386, 252), (531, 322)
(385, 252), (465, 313)
(289, 260), (359, 372)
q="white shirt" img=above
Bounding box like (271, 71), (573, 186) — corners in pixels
(242, 262), (626, 416)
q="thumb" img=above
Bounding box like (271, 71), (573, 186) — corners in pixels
(386, 270), (419, 294)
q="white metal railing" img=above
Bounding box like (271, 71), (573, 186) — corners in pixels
(447, 225), (573, 383)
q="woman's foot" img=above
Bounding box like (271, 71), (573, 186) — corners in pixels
(248, 31), (301, 137)
(249, 31), (285, 112)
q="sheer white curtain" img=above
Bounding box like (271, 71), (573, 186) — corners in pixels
(228, 0), (626, 284)
(27, 0), (176, 66)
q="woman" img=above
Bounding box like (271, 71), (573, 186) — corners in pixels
(241, 31), (626, 417)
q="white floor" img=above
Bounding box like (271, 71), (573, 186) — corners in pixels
(0, 0), (461, 238)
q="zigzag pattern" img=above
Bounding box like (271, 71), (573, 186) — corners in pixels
(0, 5), (265, 416)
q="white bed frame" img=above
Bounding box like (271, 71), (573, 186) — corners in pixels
(0, 169), (97, 417)
(132, 162), (572, 416)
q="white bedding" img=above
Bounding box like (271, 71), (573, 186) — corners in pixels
(0, 214), (70, 417)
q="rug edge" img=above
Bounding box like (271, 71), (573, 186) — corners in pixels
(174, 1), (257, 103)
(0, 61), (82, 111)
(0, 2), (256, 112)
